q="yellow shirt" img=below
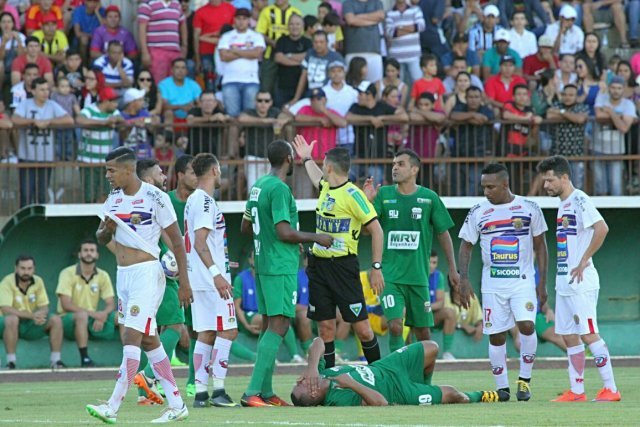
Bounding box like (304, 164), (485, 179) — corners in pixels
(32, 30), (69, 56)
(444, 293), (483, 327)
(313, 179), (377, 258)
(0, 274), (49, 313)
(256, 4), (302, 59)
(55, 264), (114, 314)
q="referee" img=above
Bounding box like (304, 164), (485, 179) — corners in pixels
(293, 134), (384, 368)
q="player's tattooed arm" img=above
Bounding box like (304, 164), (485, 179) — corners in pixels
(533, 234), (548, 306)
(333, 374), (388, 407)
(456, 240), (475, 309)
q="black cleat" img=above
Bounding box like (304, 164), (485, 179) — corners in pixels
(81, 357), (95, 368)
(7, 361), (16, 370)
(210, 389), (240, 407)
(516, 380), (531, 401)
(193, 392), (210, 408)
(51, 360), (66, 371)
(480, 390), (510, 402)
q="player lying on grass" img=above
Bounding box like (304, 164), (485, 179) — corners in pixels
(291, 338), (509, 406)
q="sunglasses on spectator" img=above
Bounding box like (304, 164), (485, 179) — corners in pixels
(256, 98), (272, 103)
(139, 77), (152, 82)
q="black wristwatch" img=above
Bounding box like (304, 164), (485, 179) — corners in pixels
(372, 262), (382, 270)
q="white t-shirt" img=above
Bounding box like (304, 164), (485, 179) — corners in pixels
(508, 28), (538, 59)
(103, 182), (177, 259)
(459, 196), (548, 294)
(555, 189), (603, 296)
(218, 29), (265, 85)
(543, 22), (584, 55)
(184, 188), (230, 291)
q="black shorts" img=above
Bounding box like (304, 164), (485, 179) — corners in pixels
(306, 253), (368, 323)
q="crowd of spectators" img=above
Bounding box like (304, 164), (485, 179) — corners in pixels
(1, 0), (640, 203)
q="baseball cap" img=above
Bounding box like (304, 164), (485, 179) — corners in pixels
(484, 5), (500, 17)
(609, 75), (625, 86)
(105, 5), (121, 16)
(559, 4), (577, 20)
(123, 88), (145, 105)
(500, 55), (516, 65)
(356, 80), (376, 95)
(328, 60), (346, 70)
(99, 87), (119, 102)
(235, 8), (251, 17)
(310, 88), (326, 98)
(41, 12), (58, 24)
(538, 35), (554, 48)
(495, 29), (510, 43)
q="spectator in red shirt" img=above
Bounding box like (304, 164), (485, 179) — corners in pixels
(502, 83), (542, 158)
(10, 36), (54, 87)
(523, 35), (559, 90)
(409, 53), (445, 110)
(295, 87), (346, 159)
(485, 55), (527, 112)
(25, 0), (63, 35)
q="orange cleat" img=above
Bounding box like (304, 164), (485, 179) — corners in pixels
(240, 393), (272, 407)
(133, 372), (164, 405)
(551, 390), (587, 402)
(137, 396), (159, 406)
(593, 388), (621, 402)
(263, 395), (291, 406)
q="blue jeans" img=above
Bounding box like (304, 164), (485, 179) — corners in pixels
(593, 154), (623, 196)
(570, 160), (585, 190)
(19, 160), (52, 206)
(222, 82), (259, 117)
(55, 129), (75, 161)
(451, 163), (481, 196)
(200, 56), (216, 92)
(629, 0), (640, 40)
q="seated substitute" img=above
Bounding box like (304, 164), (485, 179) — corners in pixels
(292, 338), (509, 406)
(56, 239), (117, 367)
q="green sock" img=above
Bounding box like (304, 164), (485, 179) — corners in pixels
(283, 327), (298, 357)
(424, 371), (433, 385)
(144, 328), (180, 379)
(301, 339), (313, 354)
(231, 341), (257, 362)
(335, 340), (345, 355)
(464, 391), (482, 403)
(261, 359), (276, 398)
(245, 330), (282, 396)
(443, 333), (454, 353)
(187, 337), (196, 386)
(389, 334), (405, 352)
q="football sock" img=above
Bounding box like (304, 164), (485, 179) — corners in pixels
(147, 345), (184, 409)
(519, 331), (537, 380)
(187, 337), (196, 386)
(283, 327), (299, 357)
(193, 341), (213, 394)
(108, 345), (141, 412)
(145, 328), (180, 380)
(211, 337), (232, 390)
(567, 344), (586, 394)
(301, 339), (313, 354)
(489, 343), (509, 390)
(588, 339), (617, 392)
(245, 330), (282, 396)
(50, 352), (61, 364)
(79, 347), (89, 360)
(231, 341), (256, 362)
(443, 333), (454, 353)
(423, 371), (433, 385)
(7, 353), (16, 363)
(261, 359), (276, 398)
(464, 391), (482, 402)
(361, 337), (381, 364)
(389, 333), (405, 352)
(323, 341), (336, 368)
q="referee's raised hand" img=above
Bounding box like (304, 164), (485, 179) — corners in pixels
(292, 134), (315, 159)
(363, 176), (381, 202)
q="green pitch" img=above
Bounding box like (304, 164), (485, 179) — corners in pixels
(2, 368), (639, 426)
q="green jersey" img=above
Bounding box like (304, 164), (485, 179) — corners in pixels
(160, 190), (188, 287)
(244, 175), (299, 276)
(320, 361), (396, 406)
(373, 185), (453, 286)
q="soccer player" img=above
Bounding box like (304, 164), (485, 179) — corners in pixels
(240, 139), (333, 407)
(86, 147), (191, 424)
(458, 163), (548, 402)
(293, 134), (384, 369)
(291, 338), (509, 406)
(362, 149), (468, 355)
(185, 153), (239, 408)
(537, 155), (621, 402)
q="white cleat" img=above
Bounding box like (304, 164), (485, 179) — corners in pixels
(441, 352), (456, 361)
(290, 354), (305, 363)
(86, 401), (117, 424)
(151, 404), (189, 423)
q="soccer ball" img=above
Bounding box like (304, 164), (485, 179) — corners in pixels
(161, 251), (179, 279)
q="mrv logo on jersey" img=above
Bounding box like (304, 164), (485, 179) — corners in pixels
(388, 231), (420, 250)
(490, 266), (520, 278)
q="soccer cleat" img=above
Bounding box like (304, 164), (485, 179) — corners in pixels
(82, 357), (96, 368)
(51, 360), (66, 371)
(170, 354), (186, 367)
(209, 389), (240, 407)
(134, 372), (164, 405)
(151, 404), (189, 423)
(290, 354), (305, 363)
(86, 401), (117, 424)
(592, 388), (621, 402)
(6, 361), (16, 370)
(516, 380), (531, 401)
(480, 390), (510, 402)
(263, 394), (291, 406)
(186, 383), (196, 397)
(138, 396), (160, 406)
(441, 352), (456, 361)
(551, 390), (587, 402)
(193, 392), (210, 408)
(240, 393), (272, 407)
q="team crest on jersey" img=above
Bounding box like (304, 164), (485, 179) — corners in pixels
(562, 216), (570, 229)
(512, 218), (524, 230)
(525, 301), (535, 312)
(90, 283), (99, 293)
(485, 322), (492, 328)
(349, 303), (362, 317)
(28, 294), (36, 303)
(424, 300), (432, 313)
(411, 207), (422, 220)
(573, 315), (580, 324)
(388, 210), (399, 219)
(130, 214), (142, 225)
(130, 305), (140, 316)
(322, 196), (336, 212)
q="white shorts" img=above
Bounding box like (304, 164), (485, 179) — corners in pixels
(192, 290), (237, 333)
(116, 260), (165, 336)
(554, 291), (599, 336)
(482, 288), (537, 335)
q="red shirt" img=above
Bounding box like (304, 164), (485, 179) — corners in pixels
(11, 54), (53, 76)
(485, 74), (527, 105)
(523, 53), (559, 78)
(193, 2), (236, 56)
(297, 105), (340, 159)
(503, 101), (532, 157)
(25, 5), (64, 31)
(410, 77), (446, 109)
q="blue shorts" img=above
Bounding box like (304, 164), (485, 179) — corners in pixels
(297, 277), (309, 306)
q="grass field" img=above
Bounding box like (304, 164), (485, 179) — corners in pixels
(1, 367), (639, 426)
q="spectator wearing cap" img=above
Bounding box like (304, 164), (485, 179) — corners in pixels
(385, 0), (425, 86)
(444, 33), (481, 77)
(346, 80), (408, 184)
(32, 12), (69, 66)
(25, 0), (63, 36)
(76, 86), (123, 203)
(523, 35), (559, 88)
(507, 10), (538, 60)
(10, 36), (54, 87)
(497, 0), (549, 36)
(582, 0), (629, 49)
(485, 55), (527, 111)
(543, 4), (584, 55)
(342, 0), (385, 83)
(273, 14), (311, 108)
(481, 28), (522, 79)
(468, 4), (504, 60)
(295, 87), (346, 159)
(92, 40), (134, 92)
(218, 8), (266, 117)
(71, 0), (105, 63)
(138, 0), (188, 84)
(159, 57), (202, 122)
(90, 5), (138, 61)
(119, 87), (157, 158)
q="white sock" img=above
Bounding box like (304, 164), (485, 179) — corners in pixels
(588, 339), (617, 392)
(7, 353), (16, 363)
(108, 345), (141, 412)
(147, 345), (185, 409)
(519, 331), (537, 380)
(50, 352), (61, 364)
(489, 343), (509, 390)
(210, 337), (232, 390)
(193, 340), (213, 394)
(567, 344), (585, 394)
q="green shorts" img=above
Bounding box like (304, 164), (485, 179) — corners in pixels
(535, 312), (554, 337)
(62, 312), (118, 341)
(255, 274), (296, 318)
(381, 282), (434, 328)
(184, 305), (193, 328)
(0, 318), (48, 341)
(156, 280), (186, 326)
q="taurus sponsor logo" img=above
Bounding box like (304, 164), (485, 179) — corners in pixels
(490, 267), (521, 278)
(490, 236), (519, 264)
(595, 356), (608, 368)
(492, 365), (504, 375)
(388, 231), (420, 250)
(573, 314), (580, 324)
(557, 263), (569, 275)
(525, 302), (535, 312)
(509, 205), (522, 211)
(388, 209), (399, 219)
(522, 353), (536, 364)
(132, 199), (143, 205)
(411, 207), (422, 220)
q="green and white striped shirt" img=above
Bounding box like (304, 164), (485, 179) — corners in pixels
(78, 104), (120, 163)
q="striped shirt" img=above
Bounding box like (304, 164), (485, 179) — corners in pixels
(468, 23), (504, 52)
(78, 104), (120, 163)
(385, 4), (425, 63)
(138, 0), (185, 51)
(256, 4), (301, 59)
(92, 55), (135, 86)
